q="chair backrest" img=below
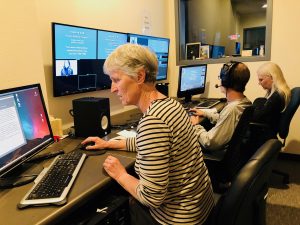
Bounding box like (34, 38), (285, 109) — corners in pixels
(220, 105), (254, 182)
(278, 87), (300, 145)
(212, 139), (282, 225)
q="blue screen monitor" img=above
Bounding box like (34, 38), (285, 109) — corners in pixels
(177, 64), (207, 103)
(128, 34), (170, 81)
(52, 23), (128, 97)
(212, 45), (225, 58)
(0, 84), (54, 178)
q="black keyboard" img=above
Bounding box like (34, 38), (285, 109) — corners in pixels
(197, 99), (221, 108)
(19, 151), (86, 208)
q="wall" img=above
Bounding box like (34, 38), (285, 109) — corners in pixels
(0, 0), (48, 106)
(1, 0), (299, 154)
(186, 0), (235, 54)
(239, 12), (266, 50)
(34, 0), (169, 130)
(168, 0), (300, 154)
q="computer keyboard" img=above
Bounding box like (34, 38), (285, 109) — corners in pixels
(18, 151), (86, 208)
(196, 99), (221, 108)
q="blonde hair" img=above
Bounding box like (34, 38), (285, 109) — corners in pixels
(257, 62), (291, 110)
(103, 43), (158, 83)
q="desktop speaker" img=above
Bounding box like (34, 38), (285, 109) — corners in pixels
(72, 97), (111, 138)
(156, 83), (169, 96)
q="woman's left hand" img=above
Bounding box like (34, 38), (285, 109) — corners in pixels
(103, 155), (127, 180)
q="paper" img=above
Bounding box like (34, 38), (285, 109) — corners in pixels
(117, 130), (137, 138)
(110, 136), (126, 141)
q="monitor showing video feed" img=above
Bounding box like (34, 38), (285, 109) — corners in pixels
(52, 23), (128, 97)
(128, 34), (170, 81)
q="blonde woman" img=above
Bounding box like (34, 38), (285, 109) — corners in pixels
(252, 62), (291, 138)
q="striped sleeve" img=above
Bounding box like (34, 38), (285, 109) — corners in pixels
(135, 116), (171, 208)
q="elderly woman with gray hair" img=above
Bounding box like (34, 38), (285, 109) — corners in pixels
(82, 43), (214, 225)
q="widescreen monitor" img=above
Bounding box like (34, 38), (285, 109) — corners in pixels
(128, 34), (170, 81)
(177, 64), (207, 103)
(52, 23), (128, 97)
(0, 84), (54, 178)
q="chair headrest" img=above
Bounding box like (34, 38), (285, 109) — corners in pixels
(278, 87), (300, 139)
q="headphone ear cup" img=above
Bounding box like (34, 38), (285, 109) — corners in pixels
(220, 64), (231, 88)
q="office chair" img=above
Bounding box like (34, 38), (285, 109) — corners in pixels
(249, 87), (300, 184)
(204, 105), (255, 192)
(273, 87), (300, 183)
(207, 139), (282, 225)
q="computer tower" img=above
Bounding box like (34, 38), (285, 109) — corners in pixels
(72, 97), (111, 137)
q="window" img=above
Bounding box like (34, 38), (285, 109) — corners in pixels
(175, 0), (273, 65)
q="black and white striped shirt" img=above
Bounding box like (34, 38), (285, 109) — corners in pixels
(126, 98), (214, 225)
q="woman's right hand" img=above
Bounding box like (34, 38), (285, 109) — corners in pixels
(81, 136), (109, 150)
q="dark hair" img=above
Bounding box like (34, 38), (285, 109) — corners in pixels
(231, 62), (250, 92)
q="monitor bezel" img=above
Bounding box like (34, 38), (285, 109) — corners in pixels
(0, 83), (54, 177)
(177, 64), (207, 102)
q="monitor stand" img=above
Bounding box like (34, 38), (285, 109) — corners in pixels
(0, 163), (43, 189)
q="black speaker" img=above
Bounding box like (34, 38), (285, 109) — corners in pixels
(156, 83), (169, 96)
(72, 97), (111, 138)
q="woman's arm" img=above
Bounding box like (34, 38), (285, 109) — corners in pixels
(82, 136), (127, 150)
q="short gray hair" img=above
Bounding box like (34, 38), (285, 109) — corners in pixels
(103, 43), (158, 83)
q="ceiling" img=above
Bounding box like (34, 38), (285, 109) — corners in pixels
(231, 0), (267, 15)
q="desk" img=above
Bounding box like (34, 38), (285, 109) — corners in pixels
(0, 100), (225, 225)
(0, 137), (136, 225)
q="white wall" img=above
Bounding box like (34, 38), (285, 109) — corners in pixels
(34, 0), (169, 130)
(0, 0), (48, 106)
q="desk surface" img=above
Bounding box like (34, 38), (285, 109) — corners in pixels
(0, 138), (136, 225)
(0, 100), (225, 225)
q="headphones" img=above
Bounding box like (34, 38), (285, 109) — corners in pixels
(219, 61), (240, 88)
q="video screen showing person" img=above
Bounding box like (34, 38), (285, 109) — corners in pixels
(53, 23), (114, 96)
(55, 60), (78, 76)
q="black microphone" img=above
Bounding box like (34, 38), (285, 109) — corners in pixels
(215, 84), (221, 88)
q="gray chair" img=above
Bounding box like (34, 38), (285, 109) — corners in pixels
(207, 139), (282, 225)
(204, 106), (255, 192)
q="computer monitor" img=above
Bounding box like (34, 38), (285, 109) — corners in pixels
(52, 23), (128, 97)
(211, 45), (225, 58)
(177, 64), (207, 103)
(0, 84), (54, 179)
(128, 33), (170, 81)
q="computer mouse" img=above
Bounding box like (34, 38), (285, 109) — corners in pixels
(79, 141), (95, 150)
(188, 111), (196, 116)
